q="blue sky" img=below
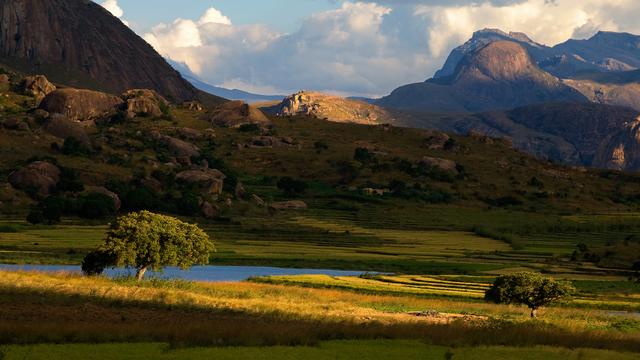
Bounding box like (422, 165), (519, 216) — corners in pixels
(98, 0), (640, 97)
(115, 0), (338, 33)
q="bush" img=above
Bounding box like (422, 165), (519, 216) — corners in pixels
(57, 167), (84, 193)
(354, 147), (375, 164)
(122, 187), (157, 211)
(78, 193), (117, 219)
(277, 177), (308, 197)
(237, 123), (261, 133)
(26, 208), (44, 225)
(61, 137), (90, 156)
(177, 191), (201, 216)
(314, 141), (329, 152)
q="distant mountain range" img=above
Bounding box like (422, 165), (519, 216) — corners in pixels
(378, 29), (640, 113)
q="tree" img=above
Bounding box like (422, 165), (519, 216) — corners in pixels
(82, 211), (215, 280)
(485, 272), (574, 318)
(277, 177), (307, 197)
(631, 261), (640, 283)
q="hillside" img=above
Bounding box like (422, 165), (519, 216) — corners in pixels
(0, 0), (211, 103)
(377, 41), (586, 112)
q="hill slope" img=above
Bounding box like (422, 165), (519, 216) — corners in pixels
(0, 0), (203, 102)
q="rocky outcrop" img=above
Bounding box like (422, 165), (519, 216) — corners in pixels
(176, 169), (225, 195)
(43, 114), (91, 145)
(592, 117), (640, 170)
(420, 157), (458, 173)
(8, 161), (60, 197)
(209, 101), (270, 128)
(423, 131), (451, 150)
(20, 75), (56, 104)
(0, 0), (201, 102)
(39, 88), (123, 121)
(85, 186), (121, 211)
(268, 91), (394, 125)
(122, 89), (169, 119)
(200, 201), (219, 219)
(269, 200), (308, 211)
(149, 131), (200, 158)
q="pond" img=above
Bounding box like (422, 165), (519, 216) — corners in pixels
(0, 264), (370, 282)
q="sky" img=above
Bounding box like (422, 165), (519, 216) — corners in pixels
(98, 0), (640, 97)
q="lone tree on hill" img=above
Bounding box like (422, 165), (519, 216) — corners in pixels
(485, 272), (574, 318)
(82, 211), (215, 280)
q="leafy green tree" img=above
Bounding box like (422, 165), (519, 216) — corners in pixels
(82, 211), (215, 280)
(485, 272), (574, 318)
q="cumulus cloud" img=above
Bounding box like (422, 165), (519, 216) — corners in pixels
(142, 0), (640, 97)
(99, 0), (129, 26)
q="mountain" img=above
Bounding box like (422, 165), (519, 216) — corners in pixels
(377, 41), (587, 113)
(435, 29), (640, 80)
(262, 91), (395, 125)
(398, 102), (640, 170)
(167, 60), (284, 104)
(0, 0), (212, 103)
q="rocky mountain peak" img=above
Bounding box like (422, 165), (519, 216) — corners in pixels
(454, 41), (538, 82)
(0, 0), (203, 103)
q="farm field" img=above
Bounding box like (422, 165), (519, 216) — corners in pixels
(0, 271), (638, 356)
(2, 341), (639, 360)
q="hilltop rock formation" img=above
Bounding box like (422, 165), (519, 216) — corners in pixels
(0, 0), (205, 103)
(209, 101), (270, 128)
(563, 78), (640, 111)
(268, 91), (394, 125)
(377, 41), (586, 113)
(8, 161), (60, 197)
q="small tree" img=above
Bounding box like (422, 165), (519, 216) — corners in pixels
(82, 211), (215, 280)
(277, 177), (307, 197)
(485, 272), (574, 318)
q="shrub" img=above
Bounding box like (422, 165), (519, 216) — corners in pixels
(354, 147), (375, 164)
(277, 177), (308, 197)
(26, 208), (44, 225)
(314, 141), (329, 152)
(57, 167), (84, 193)
(61, 137), (89, 156)
(237, 123), (261, 133)
(78, 193), (116, 219)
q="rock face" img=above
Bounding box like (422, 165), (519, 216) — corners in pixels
(267, 91), (394, 125)
(8, 161), (60, 197)
(176, 169), (225, 195)
(39, 88), (123, 121)
(563, 79), (640, 111)
(156, 135), (200, 158)
(377, 41), (586, 113)
(0, 0), (201, 102)
(123, 89), (168, 119)
(209, 101), (270, 128)
(20, 75), (56, 103)
(592, 117), (640, 170)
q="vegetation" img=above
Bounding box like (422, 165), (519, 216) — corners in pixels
(485, 272), (575, 318)
(82, 211), (214, 280)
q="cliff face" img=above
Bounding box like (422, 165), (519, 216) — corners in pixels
(0, 0), (199, 102)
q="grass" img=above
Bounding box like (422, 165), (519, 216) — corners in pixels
(0, 271), (638, 352)
(2, 341), (639, 360)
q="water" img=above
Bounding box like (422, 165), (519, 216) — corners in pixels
(0, 264), (369, 282)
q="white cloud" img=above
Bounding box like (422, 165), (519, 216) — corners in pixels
(141, 0), (640, 97)
(99, 0), (129, 26)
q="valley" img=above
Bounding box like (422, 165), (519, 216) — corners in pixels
(0, 0), (639, 359)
